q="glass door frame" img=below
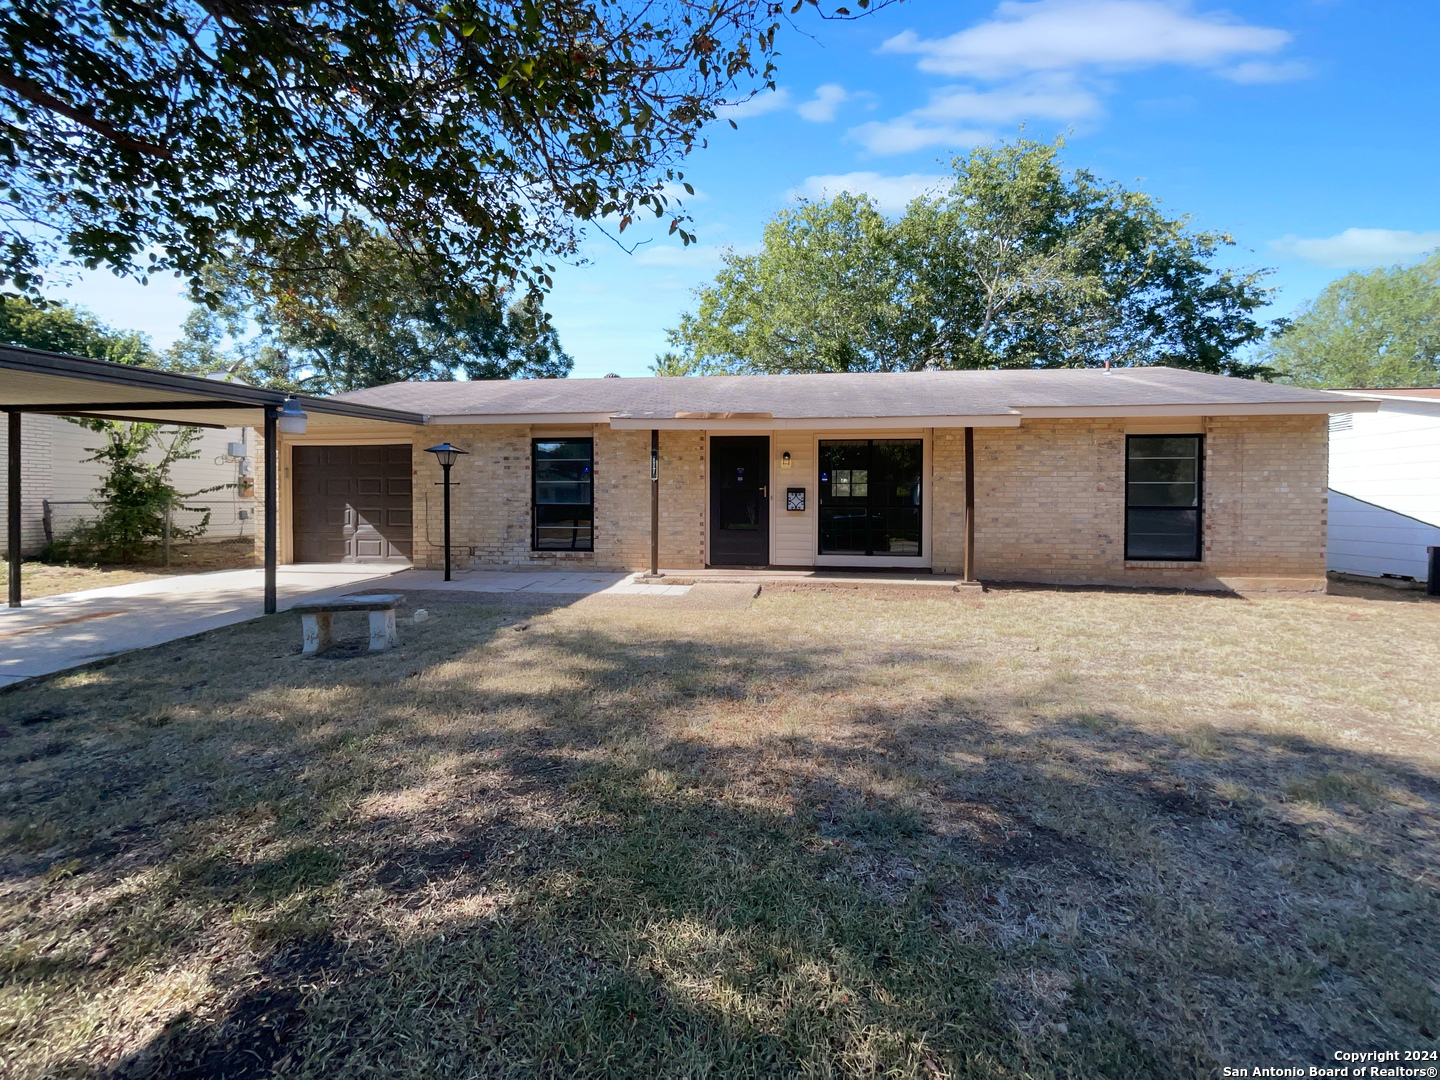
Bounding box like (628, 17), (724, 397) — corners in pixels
(811, 430), (933, 570)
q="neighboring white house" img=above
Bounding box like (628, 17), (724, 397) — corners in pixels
(1326, 388), (1440, 585)
(0, 412), (256, 556)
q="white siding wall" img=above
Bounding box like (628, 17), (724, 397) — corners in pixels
(1, 414), (254, 555)
(1328, 403), (1440, 527)
(770, 431), (816, 567)
(1328, 491), (1440, 582)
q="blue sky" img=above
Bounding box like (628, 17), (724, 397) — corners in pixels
(60, 0), (1440, 378)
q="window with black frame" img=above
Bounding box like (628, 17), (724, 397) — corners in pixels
(532, 438), (593, 551)
(818, 439), (922, 556)
(1125, 435), (1202, 560)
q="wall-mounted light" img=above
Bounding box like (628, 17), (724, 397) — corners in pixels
(781, 450), (792, 469)
(276, 397), (308, 435)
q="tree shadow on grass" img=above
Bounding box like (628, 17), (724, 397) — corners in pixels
(0, 600), (1435, 1077)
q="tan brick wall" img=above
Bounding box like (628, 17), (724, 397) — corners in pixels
(931, 416), (1327, 589)
(267, 414), (1326, 588)
(409, 425), (706, 572)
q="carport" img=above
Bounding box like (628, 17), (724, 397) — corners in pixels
(0, 345), (424, 612)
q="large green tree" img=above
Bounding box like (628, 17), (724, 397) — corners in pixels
(171, 231), (574, 392)
(1266, 252), (1440, 388)
(0, 295), (154, 363)
(664, 139), (1274, 377)
(0, 0), (884, 313)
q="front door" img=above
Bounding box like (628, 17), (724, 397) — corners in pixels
(709, 436), (770, 566)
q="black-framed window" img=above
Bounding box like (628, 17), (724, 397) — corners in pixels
(532, 438), (593, 551)
(818, 439), (923, 556)
(1125, 435), (1202, 561)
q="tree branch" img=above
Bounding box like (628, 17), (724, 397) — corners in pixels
(0, 71), (175, 160)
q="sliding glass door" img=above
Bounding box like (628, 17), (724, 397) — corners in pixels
(818, 439), (923, 557)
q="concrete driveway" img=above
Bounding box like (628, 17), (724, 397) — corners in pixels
(0, 564), (406, 686)
(0, 565), (699, 687)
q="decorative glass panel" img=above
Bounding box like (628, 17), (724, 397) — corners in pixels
(818, 439), (922, 556)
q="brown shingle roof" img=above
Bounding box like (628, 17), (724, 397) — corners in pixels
(333, 367), (1356, 421)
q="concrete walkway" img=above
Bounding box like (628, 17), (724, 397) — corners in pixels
(0, 564), (407, 687)
(0, 565), (695, 687)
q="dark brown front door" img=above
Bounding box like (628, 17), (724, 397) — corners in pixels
(709, 436), (769, 566)
(292, 445), (413, 563)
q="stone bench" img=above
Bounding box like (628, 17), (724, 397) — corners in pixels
(291, 594), (405, 654)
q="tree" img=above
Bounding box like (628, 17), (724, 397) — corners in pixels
(47, 421), (218, 564)
(664, 138), (1274, 377)
(664, 194), (912, 374)
(1, 0), (885, 312)
(168, 231), (574, 392)
(1266, 253), (1440, 388)
(0, 295), (154, 364)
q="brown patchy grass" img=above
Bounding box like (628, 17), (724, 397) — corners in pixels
(0, 582), (1437, 1078)
(0, 539), (257, 599)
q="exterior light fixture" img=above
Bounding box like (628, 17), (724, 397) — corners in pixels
(782, 451), (792, 469)
(276, 397), (308, 434)
(425, 443), (469, 580)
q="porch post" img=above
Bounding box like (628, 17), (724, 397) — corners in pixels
(963, 426), (976, 583)
(8, 411), (20, 608)
(264, 406), (278, 615)
(649, 429), (659, 577)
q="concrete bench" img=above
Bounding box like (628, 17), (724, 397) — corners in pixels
(292, 594), (405, 654)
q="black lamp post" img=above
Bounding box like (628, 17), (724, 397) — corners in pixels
(425, 442), (468, 580)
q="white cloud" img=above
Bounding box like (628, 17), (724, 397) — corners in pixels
(849, 74), (1098, 155)
(881, 0), (1291, 79)
(1218, 60), (1311, 84)
(1270, 229), (1440, 268)
(718, 88), (794, 119)
(797, 84), (851, 123)
(633, 243), (729, 269)
(788, 172), (951, 213)
(849, 119), (996, 156)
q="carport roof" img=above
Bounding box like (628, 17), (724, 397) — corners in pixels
(0, 344), (426, 428)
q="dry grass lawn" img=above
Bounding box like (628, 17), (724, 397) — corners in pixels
(1, 581), (1437, 1078)
(0, 539), (258, 600)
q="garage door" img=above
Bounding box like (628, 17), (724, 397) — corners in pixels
(292, 445), (413, 563)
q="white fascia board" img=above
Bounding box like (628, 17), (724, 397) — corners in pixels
(426, 412), (613, 425)
(1016, 401), (1379, 418)
(606, 414), (1022, 431)
(1330, 394), (1440, 418)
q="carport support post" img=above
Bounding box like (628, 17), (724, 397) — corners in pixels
(650, 429), (659, 578)
(963, 426), (976, 583)
(8, 410), (20, 608)
(264, 406), (277, 615)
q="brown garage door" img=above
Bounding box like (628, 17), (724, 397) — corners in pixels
(292, 445), (413, 563)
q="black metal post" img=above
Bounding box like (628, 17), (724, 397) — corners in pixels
(650, 429), (659, 578)
(442, 461), (453, 581)
(263, 406), (277, 615)
(963, 426), (976, 583)
(8, 411), (20, 608)
(1428, 546), (1439, 598)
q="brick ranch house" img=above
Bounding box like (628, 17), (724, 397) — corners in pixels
(253, 367), (1376, 592)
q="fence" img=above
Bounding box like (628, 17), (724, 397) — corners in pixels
(41, 497), (253, 555)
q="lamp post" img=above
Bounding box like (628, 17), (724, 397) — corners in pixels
(425, 443), (468, 581)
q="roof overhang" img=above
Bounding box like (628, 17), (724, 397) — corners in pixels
(0, 346), (427, 429)
(1017, 400), (1379, 418)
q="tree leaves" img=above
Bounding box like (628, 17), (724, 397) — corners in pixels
(665, 138), (1274, 377)
(0, 0), (886, 306)
(1266, 252), (1440, 388)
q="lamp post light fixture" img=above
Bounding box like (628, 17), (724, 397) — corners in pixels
(425, 442), (469, 581)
